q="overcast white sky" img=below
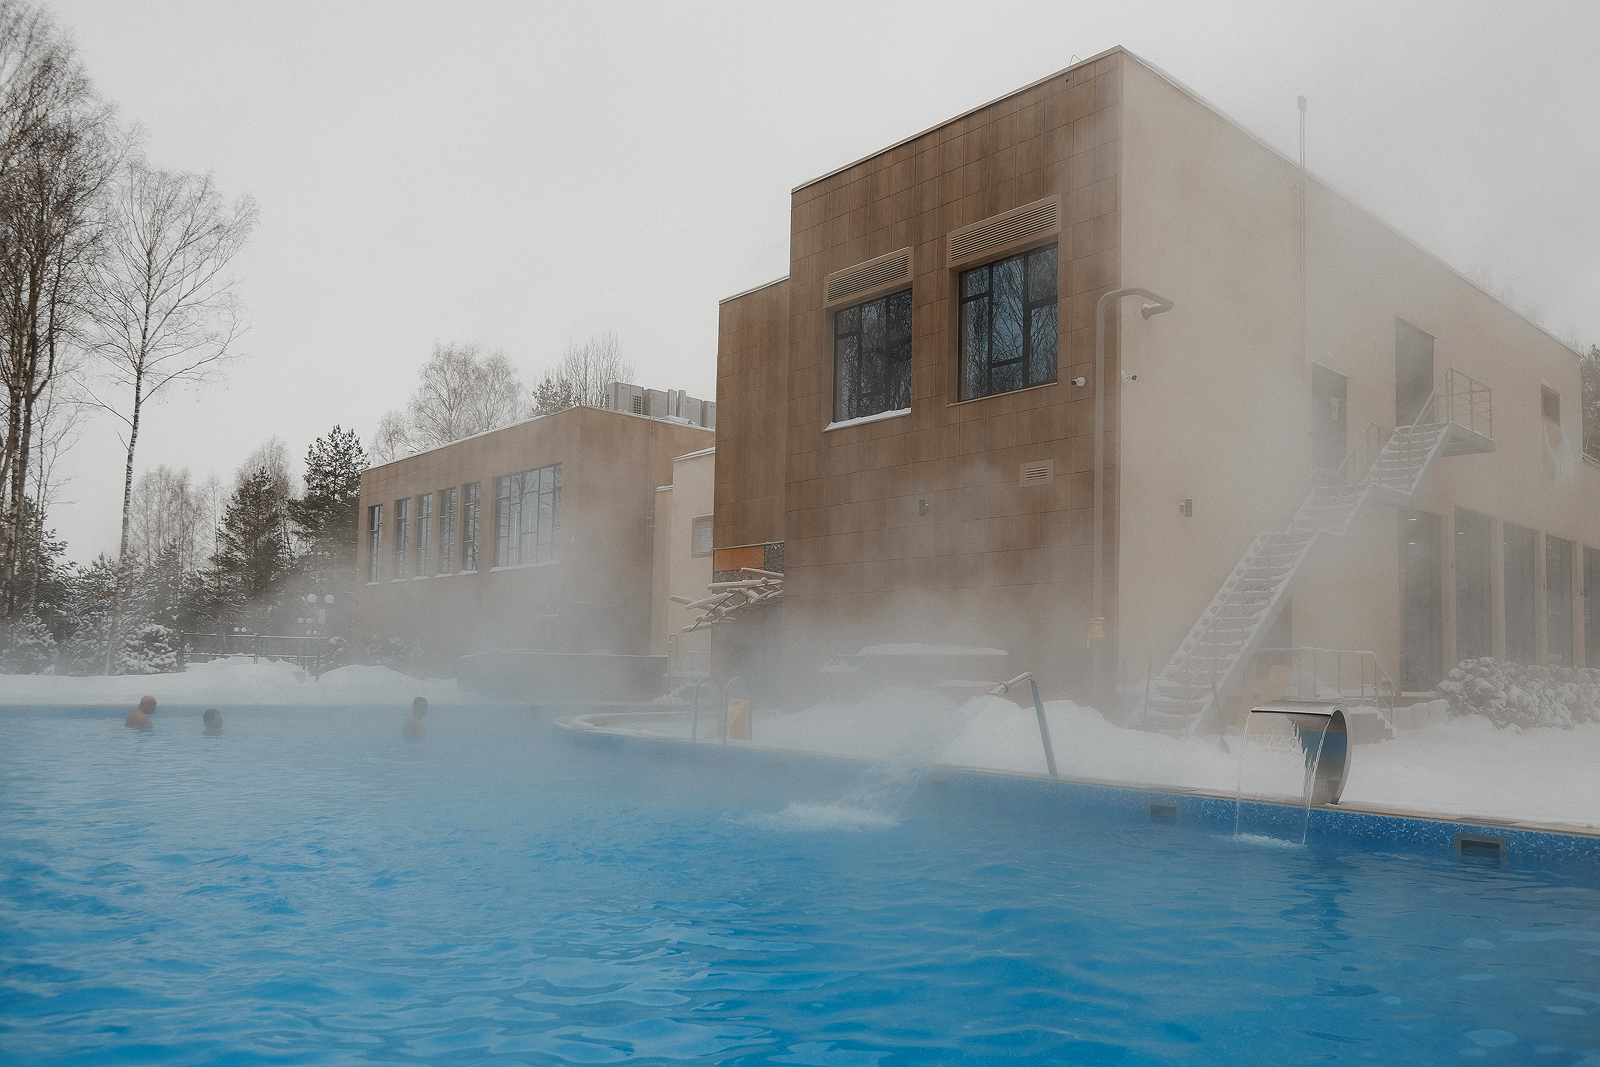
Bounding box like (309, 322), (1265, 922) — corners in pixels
(43, 0), (1600, 564)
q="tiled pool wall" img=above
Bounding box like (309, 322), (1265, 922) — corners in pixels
(560, 721), (1600, 869)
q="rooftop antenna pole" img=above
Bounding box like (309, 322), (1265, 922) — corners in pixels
(1298, 94), (1307, 375)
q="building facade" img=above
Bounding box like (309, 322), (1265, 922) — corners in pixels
(711, 47), (1599, 720)
(354, 404), (712, 675)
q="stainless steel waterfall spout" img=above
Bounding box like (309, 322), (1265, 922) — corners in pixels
(1247, 700), (1351, 805)
(990, 672), (1058, 777)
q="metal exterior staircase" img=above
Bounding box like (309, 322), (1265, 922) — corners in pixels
(1135, 369), (1493, 736)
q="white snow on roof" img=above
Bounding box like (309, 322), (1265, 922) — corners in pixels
(858, 643), (1007, 657)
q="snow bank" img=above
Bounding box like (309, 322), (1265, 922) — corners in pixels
(1439, 657), (1600, 729)
(0, 658), (491, 708)
(745, 688), (1600, 831)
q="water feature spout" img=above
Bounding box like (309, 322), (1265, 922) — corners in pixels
(990, 673), (1058, 776)
(1235, 701), (1351, 843)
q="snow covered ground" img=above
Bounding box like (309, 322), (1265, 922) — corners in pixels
(0, 658), (483, 708)
(710, 688), (1600, 832)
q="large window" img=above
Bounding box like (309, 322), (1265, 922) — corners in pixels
(1547, 535), (1574, 666)
(437, 488), (456, 575)
(415, 493), (432, 578)
(1454, 508), (1492, 661)
(494, 464), (560, 568)
(834, 289), (912, 422)
(393, 497), (411, 580)
(1586, 545), (1599, 668)
(367, 505), (383, 584)
(1504, 523), (1536, 664)
(959, 244), (1058, 401)
(461, 482), (480, 573)
(1399, 508), (1442, 693)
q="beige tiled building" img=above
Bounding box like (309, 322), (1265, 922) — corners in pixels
(354, 405), (712, 675)
(712, 47), (1600, 725)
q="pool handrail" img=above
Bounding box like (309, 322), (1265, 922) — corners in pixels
(990, 672), (1058, 777)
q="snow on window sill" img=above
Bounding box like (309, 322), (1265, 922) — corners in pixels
(823, 407), (911, 432)
(411, 574), (429, 580)
(490, 559), (559, 572)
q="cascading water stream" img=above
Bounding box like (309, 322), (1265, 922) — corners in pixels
(1234, 705), (1348, 845)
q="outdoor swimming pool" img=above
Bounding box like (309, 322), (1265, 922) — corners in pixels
(2, 705), (1597, 1065)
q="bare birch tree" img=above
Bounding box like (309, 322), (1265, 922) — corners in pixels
(85, 159), (257, 562)
(530, 332), (632, 415)
(370, 341), (525, 461)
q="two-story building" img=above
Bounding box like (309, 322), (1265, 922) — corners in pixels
(354, 402), (713, 683)
(710, 47), (1599, 728)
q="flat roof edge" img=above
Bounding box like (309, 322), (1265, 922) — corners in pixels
(718, 275), (789, 305)
(792, 46), (1126, 194)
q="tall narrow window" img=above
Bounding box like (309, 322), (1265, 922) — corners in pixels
(367, 504), (383, 584)
(437, 487), (457, 575)
(393, 498), (411, 579)
(960, 244), (1058, 401)
(461, 482), (480, 573)
(415, 493), (432, 578)
(1454, 508), (1492, 662)
(1399, 508), (1442, 692)
(494, 463), (561, 567)
(1547, 535), (1573, 666)
(834, 288), (912, 422)
(1586, 545), (1599, 669)
(1503, 523), (1536, 664)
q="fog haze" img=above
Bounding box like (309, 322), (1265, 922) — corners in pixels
(44, 0), (1600, 562)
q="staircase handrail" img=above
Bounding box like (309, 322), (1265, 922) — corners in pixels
(1271, 421), (1392, 535)
(1256, 646), (1397, 719)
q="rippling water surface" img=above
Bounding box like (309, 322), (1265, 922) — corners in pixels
(2, 706), (1597, 1065)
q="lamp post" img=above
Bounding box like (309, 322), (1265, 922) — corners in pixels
(1091, 287), (1174, 706)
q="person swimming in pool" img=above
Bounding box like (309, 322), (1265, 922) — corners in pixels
(203, 708), (223, 736)
(125, 695), (157, 729)
(403, 697), (427, 740)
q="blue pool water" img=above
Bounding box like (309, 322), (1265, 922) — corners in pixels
(2, 706), (1598, 1065)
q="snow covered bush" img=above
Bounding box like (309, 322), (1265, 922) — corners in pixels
(58, 620), (111, 675)
(0, 614), (57, 674)
(1438, 657), (1600, 729)
(118, 623), (178, 675)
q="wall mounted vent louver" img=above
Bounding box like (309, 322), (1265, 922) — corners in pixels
(948, 197), (1059, 264)
(1020, 460), (1055, 486)
(825, 247), (912, 305)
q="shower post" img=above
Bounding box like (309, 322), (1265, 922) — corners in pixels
(1092, 287), (1173, 708)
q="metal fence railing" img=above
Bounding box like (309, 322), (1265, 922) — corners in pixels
(178, 632), (336, 675)
(1254, 646), (1396, 720)
(1435, 367), (1492, 439)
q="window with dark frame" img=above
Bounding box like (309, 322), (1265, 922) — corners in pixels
(960, 244), (1058, 401)
(1547, 534), (1574, 666)
(367, 504), (383, 583)
(494, 463), (561, 568)
(393, 498), (410, 580)
(1542, 385), (1561, 424)
(461, 482), (480, 573)
(437, 487), (456, 575)
(415, 493), (432, 578)
(834, 288), (912, 422)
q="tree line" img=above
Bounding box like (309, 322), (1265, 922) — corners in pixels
(0, 0), (258, 672)
(2, 425), (365, 674)
(370, 332), (634, 463)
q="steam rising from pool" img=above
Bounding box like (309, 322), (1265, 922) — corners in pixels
(753, 696), (989, 831)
